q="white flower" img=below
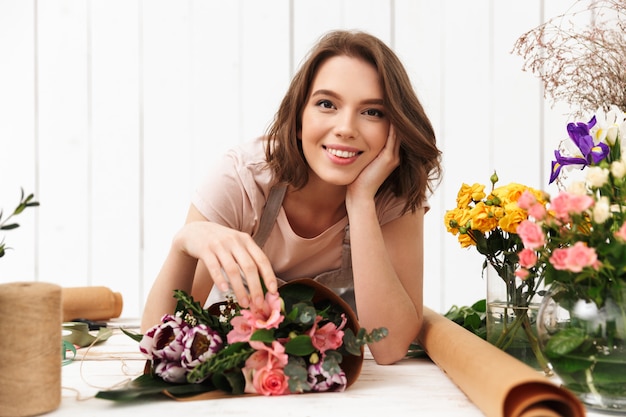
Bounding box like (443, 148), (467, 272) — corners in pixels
(567, 180), (587, 195)
(592, 105), (625, 145)
(611, 159), (626, 179)
(593, 196), (611, 223)
(586, 166), (610, 188)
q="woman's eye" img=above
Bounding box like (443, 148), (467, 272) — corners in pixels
(316, 99), (334, 109)
(364, 108), (384, 118)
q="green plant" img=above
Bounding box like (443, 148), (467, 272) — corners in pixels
(0, 188), (39, 258)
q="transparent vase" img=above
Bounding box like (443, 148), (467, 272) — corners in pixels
(537, 284), (626, 412)
(486, 263), (551, 374)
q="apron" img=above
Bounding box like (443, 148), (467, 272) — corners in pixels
(253, 183), (356, 313)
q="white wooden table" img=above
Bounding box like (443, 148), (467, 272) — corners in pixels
(49, 329), (605, 417)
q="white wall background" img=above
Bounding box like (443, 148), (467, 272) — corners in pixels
(0, 0), (578, 318)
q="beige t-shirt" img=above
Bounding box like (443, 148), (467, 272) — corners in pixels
(192, 137), (414, 281)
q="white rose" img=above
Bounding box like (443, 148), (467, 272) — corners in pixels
(611, 159), (626, 179)
(567, 180), (587, 195)
(586, 166), (609, 188)
(593, 196), (611, 224)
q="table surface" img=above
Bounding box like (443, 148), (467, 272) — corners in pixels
(51, 327), (608, 417)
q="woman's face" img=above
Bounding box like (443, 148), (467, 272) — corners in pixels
(300, 55), (390, 187)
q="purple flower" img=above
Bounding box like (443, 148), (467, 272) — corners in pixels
(307, 362), (347, 392)
(549, 116), (610, 184)
(139, 314), (188, 362)
(153, 359), (187, 383)
(181, 324), (224, 377)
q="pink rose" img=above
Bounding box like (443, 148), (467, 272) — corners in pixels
(518, 248), (538, 268)
(252, 367), (290, 396)
(565, 241), (599, 272)
(615, 221), (626, 241)
(516, 190), (536, 209)
(549, 248), (570, 270)
(528, 203), (546, 220)
(516, 220), (545, 250)
(515, 268), (530, 280)
(309, 314), (347, 354)
(550, 242), (599, 272)
(550, 192), (594, 221)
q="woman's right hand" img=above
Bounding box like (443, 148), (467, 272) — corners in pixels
(174, 219), (278, 308)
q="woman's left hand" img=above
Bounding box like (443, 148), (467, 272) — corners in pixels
(347, 125), (400, 201)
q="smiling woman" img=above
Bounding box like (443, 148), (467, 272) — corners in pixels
(141, 29), (443, 367)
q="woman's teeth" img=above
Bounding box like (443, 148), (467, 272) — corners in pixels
(326, 148), (358, 158)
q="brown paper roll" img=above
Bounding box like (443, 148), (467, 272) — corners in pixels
(0, 282), (62, 417)
(418, 307), (586, 417)
(62, 286), (123, 322)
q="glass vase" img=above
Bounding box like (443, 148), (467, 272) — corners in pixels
(537, 284), (626, 412)
(486, 263), (551, 374)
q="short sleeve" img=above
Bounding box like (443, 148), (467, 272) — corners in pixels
(192, 138), (273, 235)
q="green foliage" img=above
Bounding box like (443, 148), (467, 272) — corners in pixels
(406, 300), (486, 359)
(0, 188), (39, 258)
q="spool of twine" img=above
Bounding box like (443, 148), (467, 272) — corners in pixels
(62, 286), (123, 322)
(0, 282), (62, 417)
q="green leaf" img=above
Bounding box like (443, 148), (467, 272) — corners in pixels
(544, 328), (587, 358)
(120, 327), (144, 343)
(250, 328), (274, 343)
(96, 374), (216, 401)
(284, 335), (315, 356)
(284, 362), (311, 394)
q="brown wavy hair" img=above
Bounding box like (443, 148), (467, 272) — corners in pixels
(265, 30), (442, 214)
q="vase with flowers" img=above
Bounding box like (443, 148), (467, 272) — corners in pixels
(444, 174), (551, 374)
(517, 106), (626, 411)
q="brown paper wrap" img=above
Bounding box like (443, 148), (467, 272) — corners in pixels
(164, 278), (363, 401)
(62, 286), (123, 321)
(0, 282), (62, 417)
(418, 307), (586, 417)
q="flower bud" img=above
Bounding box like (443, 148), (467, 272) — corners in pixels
(309, 352), (319, 364)
(490, 171), (499, 185)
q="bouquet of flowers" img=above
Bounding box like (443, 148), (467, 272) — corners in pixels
(514, 106), (626, 408)
(517, 106), (626, 307)
(444, 174), (551, 372)
(96, 279), (386, 400)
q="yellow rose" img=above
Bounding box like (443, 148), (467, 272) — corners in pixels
(469, 202), (498, 233)
(444, 207), (471, 235)
(499, 208), (528, 233)
(492, 183), (529, 205)
(456, 183), (485, 208)
(458, 232), (475, 247)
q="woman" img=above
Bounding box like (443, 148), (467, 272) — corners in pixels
(141, 30), (442, 365)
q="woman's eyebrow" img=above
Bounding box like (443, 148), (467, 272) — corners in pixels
(311, 89), (384, 105)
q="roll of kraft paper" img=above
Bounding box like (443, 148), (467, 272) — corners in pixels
(62, 286), (123, 322)
(418, 307), (586, 417)
(0, 282), (62, 417)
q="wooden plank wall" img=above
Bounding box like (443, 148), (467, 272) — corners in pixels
(0, 0), (577, 318)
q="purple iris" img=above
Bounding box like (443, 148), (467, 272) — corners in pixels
(549, 116), (610, 184)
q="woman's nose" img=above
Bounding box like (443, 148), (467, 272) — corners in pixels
(334, 111), (357, 139)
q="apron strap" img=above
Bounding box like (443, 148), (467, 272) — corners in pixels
(253, 183), (288, 248)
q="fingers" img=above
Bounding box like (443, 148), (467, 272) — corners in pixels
(200, 232), (277, 309)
